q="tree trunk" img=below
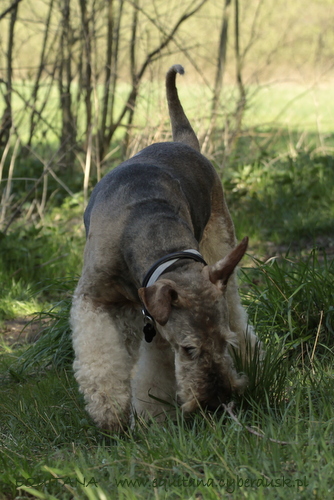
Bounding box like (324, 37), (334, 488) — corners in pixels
(211, 0), (232, 119)
(100, 0), (114, 159)
(58, 0), (76, 165)
(79, 0), (93, 142)
(234, 0), (246, 141)
(0, 2), (18, 146)
(26, 0), (54, 148)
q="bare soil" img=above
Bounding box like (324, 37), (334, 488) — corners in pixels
(0, 316), (46, 347)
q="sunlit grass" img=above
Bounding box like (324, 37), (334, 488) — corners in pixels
(244, 84), (334, 134)
(10, 77), (334, 149)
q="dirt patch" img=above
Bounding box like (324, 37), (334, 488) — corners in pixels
(261, 236), (334, 261)
(0, 316), (47, 347)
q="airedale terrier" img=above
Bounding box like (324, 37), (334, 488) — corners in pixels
(70, 65), (259, 431)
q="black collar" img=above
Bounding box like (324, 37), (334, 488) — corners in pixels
(141, 249), (207, 342)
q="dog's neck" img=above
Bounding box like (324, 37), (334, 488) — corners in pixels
(141, 249), (207, 342)
(142, 249), (206, 287)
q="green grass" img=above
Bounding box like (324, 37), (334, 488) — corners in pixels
(223, 151), (334, 244)
(244, 85), (334, 134)
(241, 251), (334, 357)
(0, 356), (333, 499)
(9, 77), (334, 152)
(0, 194), (84, 323)
(0, 248), (333, 499)
(0, 359), (333, 500)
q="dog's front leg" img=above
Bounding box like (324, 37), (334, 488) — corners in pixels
(132, 334), (177, 423)
(70, 293), (136, 432)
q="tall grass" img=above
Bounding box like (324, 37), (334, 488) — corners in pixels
(241, 250), (334, 360)
(0, 194), (84, 322)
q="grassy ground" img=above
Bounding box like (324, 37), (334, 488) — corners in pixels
(0, 363), (333, 500)
(1, 252), (333, 499)
(0, 82), (334, 499)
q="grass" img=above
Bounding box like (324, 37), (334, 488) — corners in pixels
(0, 248), (333, 499)
(244, 84), (334, 134)
(0, 352), (333, 499)
(223, 150), (334, 245)
(241, 251), (334, 356)
(0, 194), (84, 323)
(0, 351), (332, 497)
(9, 76), (334, 151)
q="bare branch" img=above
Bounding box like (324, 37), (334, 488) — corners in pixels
(132, 0), (207, 81)
(0, 0), (23, 22)
(1, 143), (75, 234)
(223, 402), (293, 446)
(104, 0), (207, 149)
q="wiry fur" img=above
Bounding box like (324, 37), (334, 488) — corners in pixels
(70, 64), (260, 432)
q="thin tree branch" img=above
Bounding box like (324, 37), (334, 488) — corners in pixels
(104, 0), (207, 148)
(1, 144), (75, 234)
(0, 0), (23, 22)
(223, 402), (293, 446)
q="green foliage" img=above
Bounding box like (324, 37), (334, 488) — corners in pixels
(0, 194), (84, 321)
(224, 151), (334, 242)
(9, 279), (75, 379)
(241, 250), (334, 358)
(232, 336), (290, 411)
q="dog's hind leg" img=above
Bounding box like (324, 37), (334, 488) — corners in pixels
(70, 293), (138, 432)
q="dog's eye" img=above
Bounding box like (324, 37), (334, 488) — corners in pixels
(181, 345), (197, 358)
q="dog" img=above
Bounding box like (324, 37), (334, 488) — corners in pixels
(70, 64), (259, 432)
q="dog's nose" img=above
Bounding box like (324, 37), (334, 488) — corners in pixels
(181, 390), (231, 413)
(204, 380), (232, 411)
(205, 397), (226, 412)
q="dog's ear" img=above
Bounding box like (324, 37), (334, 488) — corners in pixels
(138, 279), (178, 325)
(206, 237), (248, 291)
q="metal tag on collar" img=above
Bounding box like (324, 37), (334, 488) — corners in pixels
(142, 309), (156, 343)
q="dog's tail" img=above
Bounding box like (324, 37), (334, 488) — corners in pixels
(166, 65), (200, 152)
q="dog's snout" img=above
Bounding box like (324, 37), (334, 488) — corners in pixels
(179, 374), (233, 414)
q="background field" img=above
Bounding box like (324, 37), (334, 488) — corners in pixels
(0, 0), (334, 499)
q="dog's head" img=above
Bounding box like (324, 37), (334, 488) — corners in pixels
(138, 238), (248, 413)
